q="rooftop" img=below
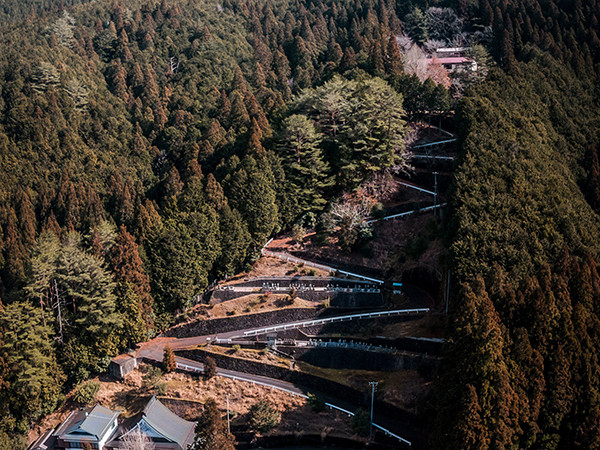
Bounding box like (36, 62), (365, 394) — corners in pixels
(55, 404), (120, 440)
(108, 396), (196, 450)
(141, 396), (196, 449)
(428, 57), (473, 64)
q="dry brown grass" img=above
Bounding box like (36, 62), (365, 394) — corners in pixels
(380, 370), (433, 413)
(207, 294), (319, 319)
(179, 293), (322, 327)
(378, 315), (446, 339)
(30, 365), (357, 446)
(202, 345), (290, 367)
(224, 256), (331, 280)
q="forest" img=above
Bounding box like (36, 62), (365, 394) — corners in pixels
(429, 1), (600, 448)
(0, 0), (599, 448)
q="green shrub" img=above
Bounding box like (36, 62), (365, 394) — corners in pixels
(314, 232), (330, 246)
(372, 202), (385, 219)
(307, 393), (326, 412)
(204, 356), (217, 380)
(155, 382), (167, 395)
(232, 344), (241, 353)
(143, 366), (163, 390)
(248, 400), (281, 432)
(73, 381), (100, 405)
(163, 346), (176, 373)
(351, 409), (371, 437)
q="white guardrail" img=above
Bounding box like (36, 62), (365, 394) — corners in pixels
(397, 181), (436, 196)
(412, 138), (457, 148)
(412, 154), (455, 161)
(366, 203), (447, 224)
(242, 308), (430, 337)
(175, 361), (412, 446)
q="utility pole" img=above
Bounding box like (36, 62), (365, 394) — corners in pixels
(53, 279), (64, 344)
(369, 381), (378, 441)
(226, 394), (231, 435)
(446, 269), (451, 314)
(433, 171), (439, 219)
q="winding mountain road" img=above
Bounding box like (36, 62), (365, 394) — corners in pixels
(129, 307), (430, 447)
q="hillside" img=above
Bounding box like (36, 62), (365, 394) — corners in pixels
(1, 0), (600, 448)
(431, 31), (600, 450)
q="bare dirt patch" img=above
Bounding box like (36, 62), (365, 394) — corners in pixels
(202, 345), (290, 368)
(178, 293), (321, 327)
(229, 256), (331, 280)
(208, 294), (319, 318)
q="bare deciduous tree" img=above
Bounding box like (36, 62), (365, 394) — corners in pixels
(329, 197), (372, 230)
(121, 428), (155, 450)
(359, 172), (397, 202)
(403, 44), (429, 81)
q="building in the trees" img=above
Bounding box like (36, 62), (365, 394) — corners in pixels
(106, 395), (195, 450)
(429, 47), (477, 72)
(427, 56), (477, 73)
(433, 47), (468, 57)
(30, 397), (195, 450)
(108, 353), (143, 379)
(31, 404), (121, 450)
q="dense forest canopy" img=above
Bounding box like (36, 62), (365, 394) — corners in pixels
(0, 0), (599, 448)
(429, 0), (600, 448)
(0, 0), (428, 444)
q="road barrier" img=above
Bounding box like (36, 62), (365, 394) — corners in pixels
(413, 138), (457, 148)
(366, 203), (447, 224)
(412, 154), (455, 161)
(241, 308), (429, 337)
(397, 181), (436, 196)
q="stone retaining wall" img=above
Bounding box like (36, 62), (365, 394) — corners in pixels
(165, 308), (337, 338)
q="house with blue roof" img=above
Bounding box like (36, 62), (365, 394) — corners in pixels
(30, 396), (196, 450)
(52, 404), (120, 449)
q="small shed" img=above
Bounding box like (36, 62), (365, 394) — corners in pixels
(108, 354), (143, 379)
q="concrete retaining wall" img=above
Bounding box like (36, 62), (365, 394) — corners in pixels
(211, 289), (384, 307)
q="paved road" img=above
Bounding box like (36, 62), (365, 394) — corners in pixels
(130, 308), (429, 447)
(135, 308), (428, 359)
(173, 356), (422, 448)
